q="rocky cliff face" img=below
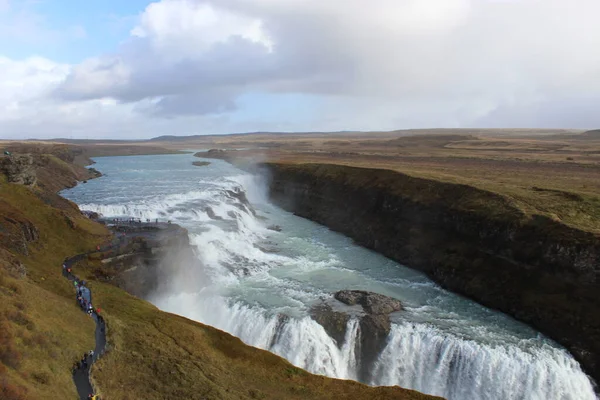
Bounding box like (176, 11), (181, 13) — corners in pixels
(0, 151), (101, 193)
(266, 162), (600, 382)
(0, 206), (39, 257)
(0, 155), (38, 186)
(92, 223), (198, 299)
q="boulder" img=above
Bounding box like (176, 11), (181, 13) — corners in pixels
(87, 167), (102, 178)
(204, 207), (223, 221)
(335, 290), (403, 315)
(82, 210), (100, 220)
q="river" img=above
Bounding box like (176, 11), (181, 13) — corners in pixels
(62, 153), (597, 400)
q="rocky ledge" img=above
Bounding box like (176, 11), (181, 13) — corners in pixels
(90, 220), (198, 298)
(311, 290), (402, 382)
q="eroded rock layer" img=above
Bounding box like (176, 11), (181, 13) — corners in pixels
(266, 162), (600, 382)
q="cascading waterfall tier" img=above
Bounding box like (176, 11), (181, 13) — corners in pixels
(372, 322), (596, 400)
(63, 155), (598, 400)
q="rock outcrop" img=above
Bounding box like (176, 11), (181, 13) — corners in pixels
(205, 207), (223, 220)
(267, 225), (282, 232)
(335, 290), (403, 315)
(0, 155), (37, 186)
(82, 210), (101, 220)
(267, 162), (600, 382)
(312, 290), (403, 381)
(310, 303), (350, 347)
(225, 188), (256, 216)
(92, 222), (198, 298)
(1, 148), (102, 194)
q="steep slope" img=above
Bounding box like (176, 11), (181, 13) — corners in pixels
(0, 155), (108, 399)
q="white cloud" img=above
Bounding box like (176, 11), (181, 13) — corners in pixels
(2, 0), (600, 139)
(131, 0), (272, 54)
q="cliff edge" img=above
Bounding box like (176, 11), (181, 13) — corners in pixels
(265, 162), (600, 383)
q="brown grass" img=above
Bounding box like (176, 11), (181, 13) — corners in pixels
(0, 156), (108, 399)
(193, 131), (600, 234)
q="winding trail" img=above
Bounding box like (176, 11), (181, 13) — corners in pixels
(63, 251), (107, 399)
(61, 220), (183, 399)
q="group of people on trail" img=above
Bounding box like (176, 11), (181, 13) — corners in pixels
(75, 280), (94, 315)
(72, 351), (94, 372)
(63, 255), (103, 400)
(112, 217), (159, 224)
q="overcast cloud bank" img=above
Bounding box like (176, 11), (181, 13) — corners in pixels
(1, 0), (599, 139)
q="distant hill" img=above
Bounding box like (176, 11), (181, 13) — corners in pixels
(149, 131), (360, 141)
(35, 138), (138, 144)
(582, 129), (600, 138)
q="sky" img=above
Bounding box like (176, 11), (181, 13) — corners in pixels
(1, 0), (599, 140)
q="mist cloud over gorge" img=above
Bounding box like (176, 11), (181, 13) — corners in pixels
(1, 0), (600, 139)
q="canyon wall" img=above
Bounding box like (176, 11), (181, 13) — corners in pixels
(264, 162), (600, 382)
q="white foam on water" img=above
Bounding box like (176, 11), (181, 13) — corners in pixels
(371, 322), (597, 400)
(154, 292), (359, 380)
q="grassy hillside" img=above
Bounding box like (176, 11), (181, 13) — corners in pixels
(0, 168), (109, 399)
(0, 147), (439, 399)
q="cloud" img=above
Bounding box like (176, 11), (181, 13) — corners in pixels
(0, 56), (226, 139)
(54, 0), (600, 122)
(2, 0), (600, 139)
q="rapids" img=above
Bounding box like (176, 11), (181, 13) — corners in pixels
(62, 153), (597, 400)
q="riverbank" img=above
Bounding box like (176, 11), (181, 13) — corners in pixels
(262, 161), (600, 383)
(0, 145), (439, 399)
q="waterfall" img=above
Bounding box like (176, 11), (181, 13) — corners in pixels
(64, 156), (598, 400)
(371, 322), (596, 400)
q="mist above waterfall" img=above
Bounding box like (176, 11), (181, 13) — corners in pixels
(63, 153), (597, 400)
